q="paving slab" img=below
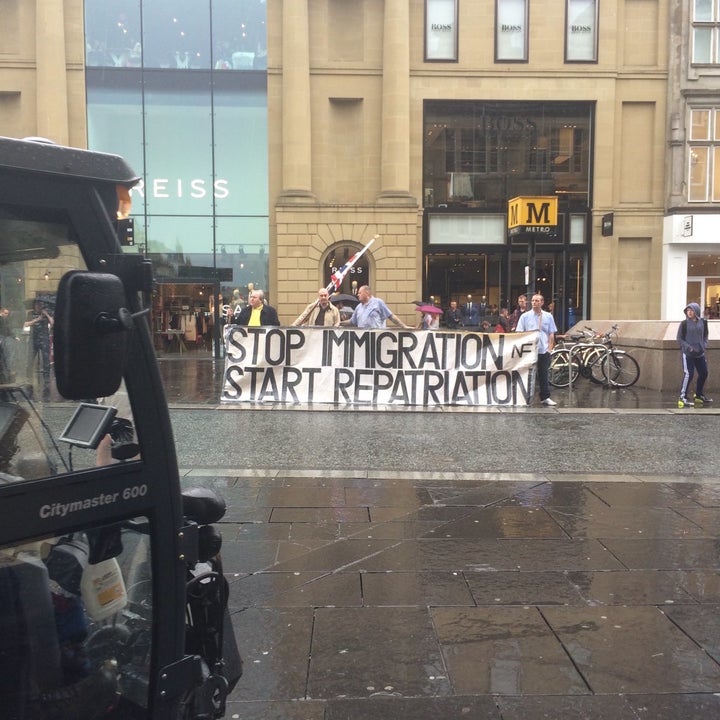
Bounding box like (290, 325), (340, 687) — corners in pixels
(361, 571), (475, 607)
(432, 606), (590, 695)
(497, 694), (639, 719)
(324, 696), (501, 719)
(308, 607), (450, 699)
(624, 692), (720, 718)
(541, 605), (720, 693)
(662, 605), (720, 663)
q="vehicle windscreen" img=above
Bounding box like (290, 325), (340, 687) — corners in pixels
(0, 203), (141, 482)
(0, 201), (154, 717)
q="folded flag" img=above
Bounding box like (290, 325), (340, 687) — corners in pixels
(327, 236), (377, 293)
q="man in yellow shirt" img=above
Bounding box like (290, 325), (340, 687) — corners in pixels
(232, 289), (280, 326)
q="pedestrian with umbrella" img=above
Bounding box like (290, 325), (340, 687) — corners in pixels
(416, 304), (442, 330)
(329, 293), (359, 320)
(328, 293), (359, 308)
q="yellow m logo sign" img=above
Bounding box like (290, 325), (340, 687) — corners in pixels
(507, 196), (558, 230)
(526, 202), (551, 224)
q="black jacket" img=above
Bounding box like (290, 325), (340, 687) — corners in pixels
(233, 304), (280, 327)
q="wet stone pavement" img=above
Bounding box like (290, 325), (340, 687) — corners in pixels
(163, 358), (720, 719)
(179, 471), (720, 720)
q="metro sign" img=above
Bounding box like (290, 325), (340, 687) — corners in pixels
(507, 196), (558, 236)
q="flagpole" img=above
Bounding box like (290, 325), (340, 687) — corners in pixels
(292, 235), (378, 326)
(291, 299), (319, 326)
(325, 235), (377, 294)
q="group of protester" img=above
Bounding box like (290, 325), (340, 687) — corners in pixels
(227, 286), (409, 330)
(227, 287), (711, 409)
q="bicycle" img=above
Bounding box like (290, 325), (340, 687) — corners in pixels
(550, 325), (640, 388)
(549, 327), (602, 387)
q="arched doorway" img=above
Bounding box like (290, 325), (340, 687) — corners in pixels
(323, 242), (371, 296)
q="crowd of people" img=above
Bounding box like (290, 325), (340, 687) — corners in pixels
(226, 286), (538, 334)
(219, 286), (714, 408)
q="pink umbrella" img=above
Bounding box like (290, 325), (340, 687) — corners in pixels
(416, 304), (443, 314)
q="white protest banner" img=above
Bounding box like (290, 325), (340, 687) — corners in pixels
(222, 327), (538, 407)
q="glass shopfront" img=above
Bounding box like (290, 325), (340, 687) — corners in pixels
(688, 251), (720, 317)
(423, 100), (593, 332)
(85, 0), (268, 356)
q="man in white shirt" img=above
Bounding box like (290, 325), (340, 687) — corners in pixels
(515, 293), (558, 406)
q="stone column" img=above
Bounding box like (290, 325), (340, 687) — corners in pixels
(378, 0), (414, 203)
(280, 0), (315, 201)
(35, 0), (69, 144)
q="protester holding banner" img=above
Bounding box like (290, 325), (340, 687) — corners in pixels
(344, 285), (410, 329)
(291, 289), (340, 327)
(232, 289), (280, 327)
(515, 293), (557, 406)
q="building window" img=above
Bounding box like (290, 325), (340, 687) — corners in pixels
(428, 214), (507, 245)
(569, 214), (587, 244)
(423, 101), (593, 209)
(495, 0), (528, 62)
(688, 108), (720, 202)
(425, 0), (458, 61)
(565, 0), (598, 63)
(692, 0), (720, 64)
(84, 0), (267, 70)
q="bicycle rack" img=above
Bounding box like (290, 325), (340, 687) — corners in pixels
(567, 342), (611, 392)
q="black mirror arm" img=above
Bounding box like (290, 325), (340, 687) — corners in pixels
(95, 307), (150, 334)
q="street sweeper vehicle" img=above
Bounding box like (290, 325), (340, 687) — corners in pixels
(0, 136), (241, 720)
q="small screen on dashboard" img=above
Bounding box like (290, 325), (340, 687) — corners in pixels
(58, 403), (117, 449)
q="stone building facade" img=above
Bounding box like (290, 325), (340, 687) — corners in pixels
(662, 1), (720, 320)
(0, 0), (87, 147)
(269, 0), (670, 328)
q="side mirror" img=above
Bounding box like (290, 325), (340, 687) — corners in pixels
(54, 271), (131, 399)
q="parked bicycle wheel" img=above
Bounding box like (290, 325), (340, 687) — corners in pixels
(549, 349), (579, 387)
(583, 346), (610, 384)
(602, 350), (640, 387)
(577, 345), (597, 380)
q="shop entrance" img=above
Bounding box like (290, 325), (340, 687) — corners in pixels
(425, 252), (503, 310)
(521, 248), (587, 332)
(424, 248), (586, 332)
(151, 281), (218, 355)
